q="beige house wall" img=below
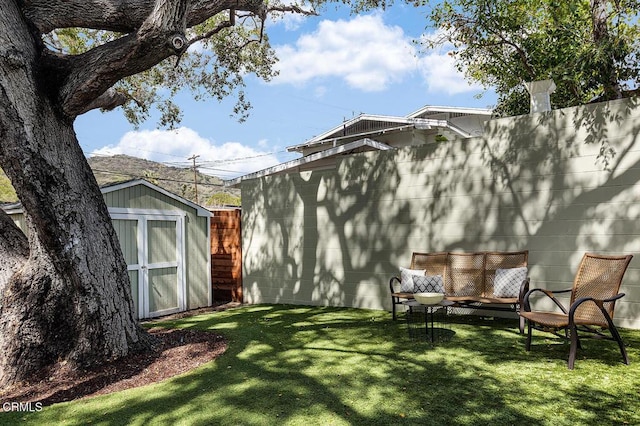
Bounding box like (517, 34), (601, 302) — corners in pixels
(242, 97), (640, 329)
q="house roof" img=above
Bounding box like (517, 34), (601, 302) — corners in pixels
(406, 105), (493, 119)
(3, 179), (212, 218)
(286, 105), (492, 154)
(225, 104), (493, 187)
(226, 138), (393, 187)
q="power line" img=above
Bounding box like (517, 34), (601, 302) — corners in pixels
(83, 145), (288, 168)
(197, 150), (288, 165)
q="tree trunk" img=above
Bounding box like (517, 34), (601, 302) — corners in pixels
(0, 1), (150, 385)
(0, 210), (28, 288)
(590, 0), (623, 99)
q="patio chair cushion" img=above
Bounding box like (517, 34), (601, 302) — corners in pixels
(413, 274), (444, 293)
(493, 267), (528, 297)
(400, 267), (425, 292)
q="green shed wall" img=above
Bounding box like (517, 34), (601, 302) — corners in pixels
(7, 183), (211, 315)
(103, 184), (211, 310)
(9, 213), (25, 233)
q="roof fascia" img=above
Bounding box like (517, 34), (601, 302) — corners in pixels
(226, 138), (394, 187)
(288, 105), (492, 153)
(3, 179), (212, 218)
(287, 114), (411, 152)
(406, 105), (493, 118)
(289, 118), (474, 154)
(1, 202), (23, 215)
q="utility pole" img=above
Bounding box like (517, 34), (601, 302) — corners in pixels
(188, 154), (200, 204)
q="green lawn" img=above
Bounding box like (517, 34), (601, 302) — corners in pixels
(3, 304), (639, 425)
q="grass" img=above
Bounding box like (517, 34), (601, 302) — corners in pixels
(2, 304), (640, 425)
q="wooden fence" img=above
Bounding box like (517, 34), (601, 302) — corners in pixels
(210, 209), (242, 302)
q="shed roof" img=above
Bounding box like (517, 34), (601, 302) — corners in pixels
(3, 179), (212, 218)
(102, 179), (211, 217)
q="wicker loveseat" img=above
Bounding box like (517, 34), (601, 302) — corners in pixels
(390, 251), (530, 331)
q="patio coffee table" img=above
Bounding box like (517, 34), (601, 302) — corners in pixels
(402, 299), (454, 343)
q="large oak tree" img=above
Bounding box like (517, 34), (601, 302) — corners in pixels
(0, 0), (332, 386)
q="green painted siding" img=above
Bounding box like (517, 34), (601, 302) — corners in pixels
(129, 270), (139, 318)
(10, 213), (26, 233)
(112, 219), (138, 265)
(149, 267), (179, 313)
(147, 220), (177, 264)
(186, 214), (211, 309)
(242, 97), (640, 329)
(104, 184), (186, 211)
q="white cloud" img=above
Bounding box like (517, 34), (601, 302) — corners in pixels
(418, 30), (484, 95)
(272, 15), (482, 95)
(273, 14), (419, 91)
(91, 127), (280, 179)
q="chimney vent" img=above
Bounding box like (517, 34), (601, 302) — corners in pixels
(524, 79), (556, 113)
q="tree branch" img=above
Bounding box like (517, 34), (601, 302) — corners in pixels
(450, 14), (535, 79)
(51, 0), (192, 117)
(74, 88), (130, 114)
(23, 0), (267, 33)
(27, 0), (315, 118)
(187, 8), (235, 47)
(267, 4), (318, 16)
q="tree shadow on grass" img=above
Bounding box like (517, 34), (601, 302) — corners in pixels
(18, 305), (632, 425)
(9, 305), (639, 424)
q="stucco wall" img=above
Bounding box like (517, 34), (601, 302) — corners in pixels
(242, 98), (640, 328)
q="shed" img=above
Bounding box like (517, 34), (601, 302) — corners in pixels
(3, 179), (212, 319)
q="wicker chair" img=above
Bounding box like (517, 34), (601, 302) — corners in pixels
(520, 253), (632, 369)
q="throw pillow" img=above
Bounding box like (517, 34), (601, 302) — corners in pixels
(399, 267), (425, 292)
(413, 275), (444, 293)
(493, 267), (528, 298)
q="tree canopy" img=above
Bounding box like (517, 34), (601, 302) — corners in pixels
(39, 1), (320, 127)
(426, 0), (640, 116)
(37, 0), (386, 128)
(0, 0), (385, 386)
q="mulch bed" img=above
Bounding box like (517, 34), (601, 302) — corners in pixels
(0, 304), (237, 407)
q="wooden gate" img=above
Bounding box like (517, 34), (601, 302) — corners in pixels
(211, 209), (242, 302)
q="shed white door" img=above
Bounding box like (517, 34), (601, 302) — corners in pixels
(111, 213), (186, 319)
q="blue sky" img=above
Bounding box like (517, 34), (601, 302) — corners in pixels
(75, 3), (497, 180)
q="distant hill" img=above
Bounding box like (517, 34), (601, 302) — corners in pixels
(0, 155), (241, 207)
